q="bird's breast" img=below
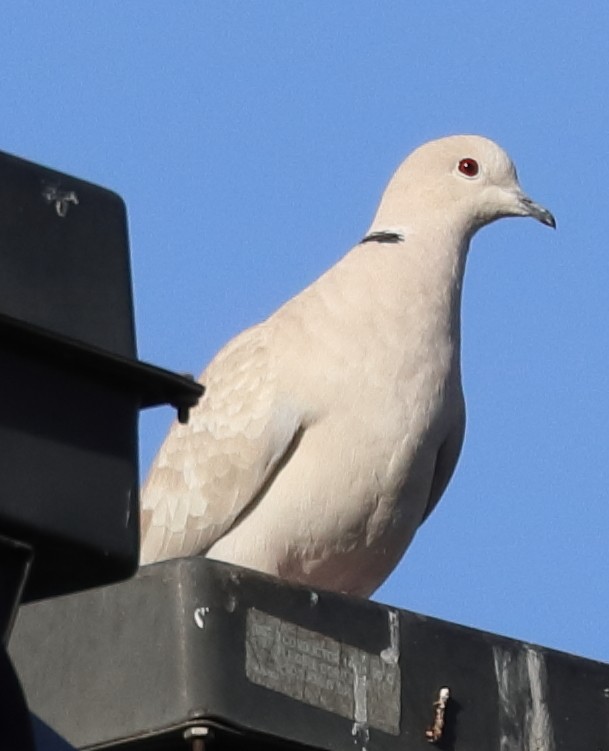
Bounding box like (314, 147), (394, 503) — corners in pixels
(207, 347), (460, 595)
(207, 252), (465, 595)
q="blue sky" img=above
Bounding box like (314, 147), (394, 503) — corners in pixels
(1, 3), (607, 661)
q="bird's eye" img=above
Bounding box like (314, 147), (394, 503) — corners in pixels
(458, 158), (479, 177)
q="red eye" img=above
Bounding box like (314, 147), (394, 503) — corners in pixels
(458, 158), (479, 177)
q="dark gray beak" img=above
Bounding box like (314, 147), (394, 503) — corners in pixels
(520, 195), (556, 229)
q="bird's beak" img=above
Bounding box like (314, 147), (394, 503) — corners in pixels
(518, 194), (556, 229)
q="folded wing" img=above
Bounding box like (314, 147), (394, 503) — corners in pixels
(140, 323), (304, 564)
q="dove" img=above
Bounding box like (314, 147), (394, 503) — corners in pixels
(140, 135), (554, 597)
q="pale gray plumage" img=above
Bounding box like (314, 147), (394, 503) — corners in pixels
(140, 135), (554, 597)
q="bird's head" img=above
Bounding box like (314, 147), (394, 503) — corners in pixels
(371, 135), (555, 239)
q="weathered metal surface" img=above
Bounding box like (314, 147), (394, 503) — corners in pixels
(9, 557), (609, 750)
(245, 608), (400, 735)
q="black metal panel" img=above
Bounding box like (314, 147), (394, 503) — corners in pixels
(0, 345), (139, 600)
(0, 313), (203, 415)
(0, 151), (135, 358)
(0, 312), (203, 602)
(0, 151), (203, 601)
(9, 558), (609, 750)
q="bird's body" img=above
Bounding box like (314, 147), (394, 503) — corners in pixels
(141, 135), (554, 596)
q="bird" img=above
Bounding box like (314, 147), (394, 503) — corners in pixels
(140, 135), (555, 597)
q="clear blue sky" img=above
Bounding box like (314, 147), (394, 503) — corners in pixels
(1, 3), (607, 661)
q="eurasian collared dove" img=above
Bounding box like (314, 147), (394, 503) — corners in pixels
(140, 135), (554, 597)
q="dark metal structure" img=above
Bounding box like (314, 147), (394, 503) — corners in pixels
(0, 151), (202, 749)
(10, 556), (609, 751)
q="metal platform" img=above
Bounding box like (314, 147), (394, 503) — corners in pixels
(9, 557), (609, 750)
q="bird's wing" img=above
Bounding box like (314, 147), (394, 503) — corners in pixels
(420, 409), (466, 524)
(140, 322), (304, 564)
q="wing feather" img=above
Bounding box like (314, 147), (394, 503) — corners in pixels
(140, 323), (303, 564)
